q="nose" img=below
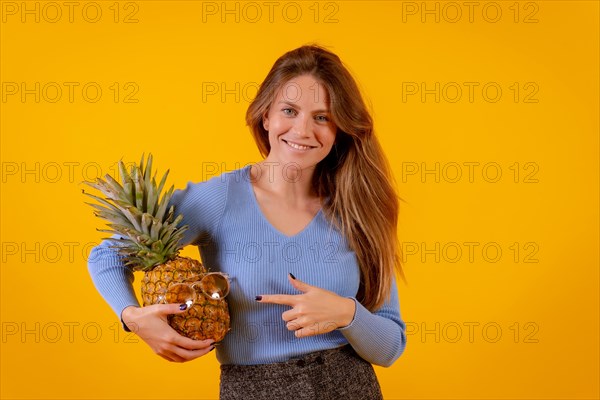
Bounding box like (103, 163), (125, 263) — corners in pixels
(292, 114), (313, 138)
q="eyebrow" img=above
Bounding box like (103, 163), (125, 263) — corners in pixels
(277, 101), (331, 114)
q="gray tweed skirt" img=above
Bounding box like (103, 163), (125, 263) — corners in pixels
(219, 344), (383, 400)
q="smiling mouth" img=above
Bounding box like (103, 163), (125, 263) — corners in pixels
(283, 139), (316, 150)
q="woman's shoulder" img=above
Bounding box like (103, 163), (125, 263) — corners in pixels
(178, 164), (250, 192)
(168, 165), (252, 219)
(167, 165), (252, 245)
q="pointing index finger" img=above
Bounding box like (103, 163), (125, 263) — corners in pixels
(256, 294), (297, 306)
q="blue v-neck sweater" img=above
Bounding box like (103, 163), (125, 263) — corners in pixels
(87, 165), (407, 366)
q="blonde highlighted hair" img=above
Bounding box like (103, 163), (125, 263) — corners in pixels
(246, 44), (406, 311)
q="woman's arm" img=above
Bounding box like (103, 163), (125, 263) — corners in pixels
(87, 238), (140, 323)
(85, 173), (229, 360)
(257, 273), (407, 367)
(87, 237), (216, 362)
(87, 174), (228, 322)
(336, 275), (407, 367)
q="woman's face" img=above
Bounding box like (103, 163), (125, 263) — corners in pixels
(262, 74), (337, 172)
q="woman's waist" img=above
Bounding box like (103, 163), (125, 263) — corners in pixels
(219, 343), (355, 376)
(215, 334), (350, 366)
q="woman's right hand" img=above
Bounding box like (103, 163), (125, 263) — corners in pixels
(121, 304), (215, 363)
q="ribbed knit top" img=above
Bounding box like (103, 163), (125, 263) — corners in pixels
(87, 165), (407, 366)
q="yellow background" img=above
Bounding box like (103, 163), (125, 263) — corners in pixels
(1, 1), (598, 399)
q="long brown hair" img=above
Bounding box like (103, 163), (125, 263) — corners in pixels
(246, 44), (406, 311)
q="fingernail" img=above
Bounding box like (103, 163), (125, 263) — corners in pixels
(179, 303), (188, 310)
(255, 295), (262, 301)
(289, 272), (296, 280)
(209, 346), (215, 352)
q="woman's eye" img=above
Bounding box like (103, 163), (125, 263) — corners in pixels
(315, 115), (329, 122)
(282, 108), (296, 116)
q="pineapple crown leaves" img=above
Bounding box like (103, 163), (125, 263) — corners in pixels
(81, 153), (188, 271)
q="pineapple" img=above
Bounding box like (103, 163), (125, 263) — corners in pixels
(83, 154), (230, 342)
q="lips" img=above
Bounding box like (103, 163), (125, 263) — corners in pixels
(282, 139), (317, 150)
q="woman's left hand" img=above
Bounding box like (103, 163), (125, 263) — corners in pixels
(256, 273), (356, 338)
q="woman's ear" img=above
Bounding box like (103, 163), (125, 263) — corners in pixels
(262, 111), (269, 131)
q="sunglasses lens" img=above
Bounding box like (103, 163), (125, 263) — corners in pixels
(164, 283), (195, 307)
(200, 274), (229, 300)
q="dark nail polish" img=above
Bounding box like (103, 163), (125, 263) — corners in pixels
(209, 346), (215, 352)
(179, 303), (188, 310)
(289, 272), (296, 280)
(255, 295), (262, 301)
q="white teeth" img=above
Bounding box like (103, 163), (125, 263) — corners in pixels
(285, 140), (312, 150)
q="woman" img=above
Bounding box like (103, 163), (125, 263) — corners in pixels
(88, 44), (407, 400)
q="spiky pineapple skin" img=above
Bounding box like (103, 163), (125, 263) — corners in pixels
(140, 256), (230, 342)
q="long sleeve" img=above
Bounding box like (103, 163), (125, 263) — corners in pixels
(337, 275), (407, 367)
(86, 174), (228, 320)
(87, 238), (140, 319)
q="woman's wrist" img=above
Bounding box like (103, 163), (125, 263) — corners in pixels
(120, 305), (140, 332)
(338, 297), (357, 328)
(121, 305), (138, 319)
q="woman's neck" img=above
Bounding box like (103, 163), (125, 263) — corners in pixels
(250, 160), (320, 208)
